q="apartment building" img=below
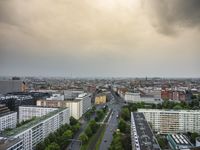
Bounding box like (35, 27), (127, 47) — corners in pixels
(0, 137), (23, 150)
(124, 92), (162, 104)
(95, 94), (107, 104)
(138, 109), (200, 134)
(19, 106), (58, 123)
(37, 93), (91, 119)
(131, 112), (161, 150)
(0, 105), (17, 131)
(2, 108), (69, 150)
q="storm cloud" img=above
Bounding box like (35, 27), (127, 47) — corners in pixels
(0, 0), (199, 77)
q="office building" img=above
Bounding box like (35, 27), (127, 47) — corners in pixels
(2, 108), (69, 150)
(138, 109), (200, 134)
(131, 112), (161, 150)
(19, 106), (58, 123)
(76, 93), (92, 114)
(0, 105), (17, 131)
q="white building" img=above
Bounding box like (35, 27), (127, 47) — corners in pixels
(124, 92), (162, 104)
(19, 106), (58, 123)
(138, 109), (200, 134)
(37, 93), (91, 120)
(3, 108), (69, 150)
(0, 105), (17, 131)
(46, 94), (64, 101)
(64, 90), (84, 99)
(76, 93), (92, 114)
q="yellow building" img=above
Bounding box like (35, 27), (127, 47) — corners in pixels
(95, 94), (107, 104)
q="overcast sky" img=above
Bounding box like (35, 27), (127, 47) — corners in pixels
(0, 0), (199, 78)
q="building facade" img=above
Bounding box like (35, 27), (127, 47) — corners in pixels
(95, 94), (106, 104)
(138, 109), (200, 134)
(37, 99), (84, 119)
(3, 108), (69, 150)
(0, 105), (17, 131)
(19, 106), (58, 123)
(0, 137), (23, 150)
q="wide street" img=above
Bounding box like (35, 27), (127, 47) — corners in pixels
(99, 90), (124, 150)
(66, 90), (124, 150)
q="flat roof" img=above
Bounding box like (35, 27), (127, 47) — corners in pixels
(0, 138), (22, 150)
(132, 112), (161, 150)
(2, 108), (68, 137)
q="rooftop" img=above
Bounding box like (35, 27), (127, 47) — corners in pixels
(131, 112), (161, 150)
(2, 108), (67, 137)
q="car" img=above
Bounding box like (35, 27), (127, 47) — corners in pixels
(104, 140), (107, 142)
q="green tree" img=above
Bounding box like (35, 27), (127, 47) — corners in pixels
(35, 142), (45, 150)
(173, 104), (183, 110)
(118, 119), (127, 133)
(79, 133), (88, 144)
(85, 126), (93, 137)
(109, 133), (124, 150)
(70, 116), (78, 126)
(45, 142), (60, 150)
(71, 123), (80, 132)
(89, 120), (98, 134)
(63, 129), (73, 139)
(121, 108), (130, 121)
(95, 110), (104, 121)
(191, 132), (199, 143)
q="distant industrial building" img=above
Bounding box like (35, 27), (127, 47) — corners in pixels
(138, 109), (200, 134)
(19, 106), (58, 123)
(167, 134), (193, 150)
(2, 108), (69, 150)
(0, 105), (17, 132)
(131, 112), (161, 150)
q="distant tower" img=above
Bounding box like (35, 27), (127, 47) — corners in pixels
(21, 81), (27, 92)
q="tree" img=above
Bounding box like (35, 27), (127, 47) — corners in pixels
(35, 142), (45, 150)
(118, 119), (127, 133)
(70, 116), (78, 126)
(45, 142), (60, 150)
(191, 132), (199, 143)
(85, 126), (93, 137)
(71, 123), (80, 132)
(89, 120), (98, 133)
(121, 108), (130, 121)
(109, 133), (124, 150)
(173, 104), (183, 110)
(79, 133), (88, 144)
(63, 129), (73, 139)
(95, 110), (104, 121)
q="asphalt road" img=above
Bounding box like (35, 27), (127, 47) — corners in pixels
(99, 91), (124, 150)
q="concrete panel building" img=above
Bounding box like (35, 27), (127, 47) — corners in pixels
(19, 106), (58, 123)
(0, 105), (17, 131)
(2, 108), (69, 150)
(138, 109), (200, 134)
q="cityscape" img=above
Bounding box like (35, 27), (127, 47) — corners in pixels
(0, 0), (200, 150)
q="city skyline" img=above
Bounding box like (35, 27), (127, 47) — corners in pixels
(0, 0), (200, 77)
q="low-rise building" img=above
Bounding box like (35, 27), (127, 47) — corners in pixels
(95, 94), (107, 104)
(19, 106), (58, 123)
(0, 105), (17, 131)
(167, 134), (193, 150)
(124, 92), (162, 104)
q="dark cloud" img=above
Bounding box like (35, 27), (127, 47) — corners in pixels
(146, 0), (200, 35)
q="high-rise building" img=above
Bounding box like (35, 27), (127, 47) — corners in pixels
(19, 106), (58, 123)
(131, 112), (161, 150)
(0, 79), (22, 95)
(2, 108), (69, 150)
(0, 105), (17, 132)
(138, 109), (200, 134)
